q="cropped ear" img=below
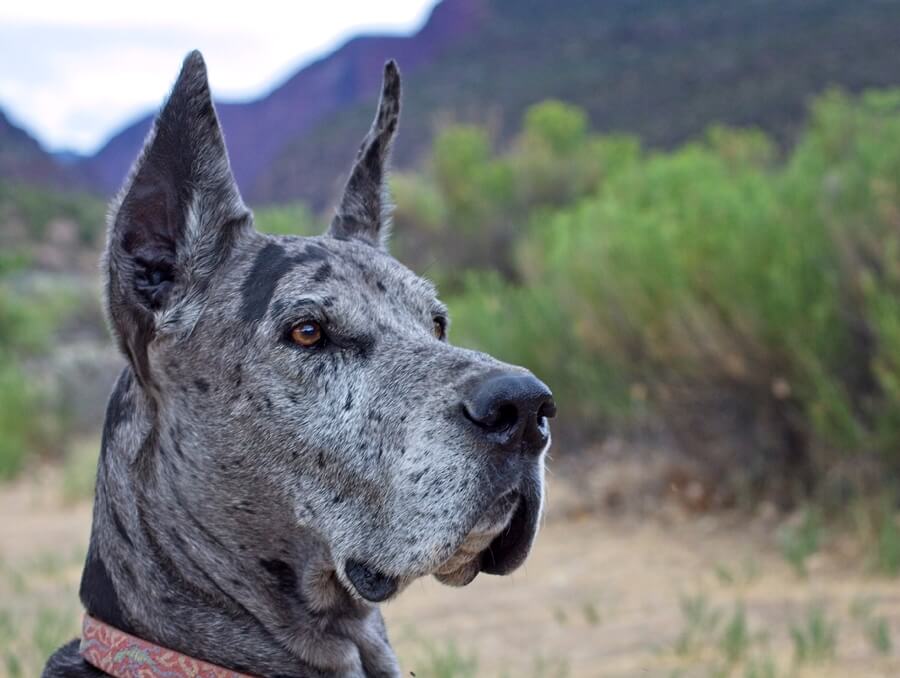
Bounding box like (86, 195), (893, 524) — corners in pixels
(328, 60), (401, 248)
(105, 50), (250, 387)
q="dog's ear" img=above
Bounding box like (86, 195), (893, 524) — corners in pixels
(105, 50), (250, 387)
(328, 61), (401, 249)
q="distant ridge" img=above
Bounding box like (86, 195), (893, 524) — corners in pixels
(79, 0), (485, 201)
(4, 0), (900, 209)
(0, 109), (78, 189)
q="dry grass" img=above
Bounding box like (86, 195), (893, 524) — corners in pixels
(1, 459), (899, 677)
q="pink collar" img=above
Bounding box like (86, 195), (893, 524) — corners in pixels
(79, 614), (258, 678)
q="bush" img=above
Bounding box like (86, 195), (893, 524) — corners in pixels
(392, 104), (634, 292)
(0, 182), (105, 247)
(0, 265), (77, 479)
(0, 361), (37, 479)
(448, 272), (631, 434)
(442, 89), (900, 501)
(253, 202), (318, 237)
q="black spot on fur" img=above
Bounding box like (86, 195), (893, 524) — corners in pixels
(241, 242), (331, 323)
(270, 299), (287, 318)
(79, 546), (136, 634)
(194, 378), (209, 393)
(344, 390), (353, 411)
(259, 558), (297, 595)
(312, 262), (332, 283)
(356, 334), (375, 361)
(240, 243), (292, 323)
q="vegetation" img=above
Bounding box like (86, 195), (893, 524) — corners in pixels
(4, 88), (900, 513)
(790, 604), (838, 664)
(0, 256), (79, 478)
(0, 181), (105, 248)
(258, 0), (900, 208)
(0, 183), (100, 478)
(389, 89), (900, 504)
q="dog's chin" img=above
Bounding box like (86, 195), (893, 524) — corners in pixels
(433, 488), (540, 587)
(341, 487), (542, 602)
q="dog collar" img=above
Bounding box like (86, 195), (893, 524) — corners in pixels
(79, 614), (258, 678)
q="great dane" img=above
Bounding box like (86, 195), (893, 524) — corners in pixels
(43, 51), (554, 677)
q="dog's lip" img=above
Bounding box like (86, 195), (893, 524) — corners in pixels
(479, 490), (538, 575)
(432, 490), (521, 586)
(344, 559), (399, 603)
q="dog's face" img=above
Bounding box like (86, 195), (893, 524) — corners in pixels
(105, 53), (554, 603)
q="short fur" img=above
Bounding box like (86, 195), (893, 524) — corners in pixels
(43, 52), (553, 678)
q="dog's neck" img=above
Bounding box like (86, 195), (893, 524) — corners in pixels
(80, 368), (399, 677)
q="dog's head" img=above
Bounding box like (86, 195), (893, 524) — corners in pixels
(105, 52), (554, 603)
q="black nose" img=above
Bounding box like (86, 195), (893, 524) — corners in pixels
(462, 373), (556, 453)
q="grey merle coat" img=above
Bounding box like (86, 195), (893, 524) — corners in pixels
(43, 51), (554, 678)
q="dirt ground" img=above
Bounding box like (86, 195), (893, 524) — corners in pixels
(1, 459), (899, 678)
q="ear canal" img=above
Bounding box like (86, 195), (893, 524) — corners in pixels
(328, 60), (401, 248)
(105, 50), (249, 388)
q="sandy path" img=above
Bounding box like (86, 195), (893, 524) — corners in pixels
(2, 467), (899, 677)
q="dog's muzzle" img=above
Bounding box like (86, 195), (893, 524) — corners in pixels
(433, 489), (523, 586)
(343, 484), (543, 602)
(343, 371), (553, 603)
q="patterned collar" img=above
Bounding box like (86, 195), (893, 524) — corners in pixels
(79, 614), (258, 678)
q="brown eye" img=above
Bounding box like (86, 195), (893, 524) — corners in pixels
(433, 318), (445, 340)
(291, 321), (323, 348)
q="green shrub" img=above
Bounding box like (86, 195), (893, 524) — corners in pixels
(253, 202), (318, 237)
(0, 266), (78, 479)
(442, 88), (900, 498)
(0, 361), (37, 479)
(0, 182), (105, 246)
(778, 509), (823, 577)
(790, 604), (837, 664)
(447, 272), (631, 431)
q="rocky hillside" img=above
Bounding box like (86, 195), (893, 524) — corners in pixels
(5, 0), (900, 209)
(0, 110), (76, 189)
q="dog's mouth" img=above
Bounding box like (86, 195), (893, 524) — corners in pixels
(344, 559), (400, 603)
(434, 488), (538, 586)
(343, 487), (541, 602)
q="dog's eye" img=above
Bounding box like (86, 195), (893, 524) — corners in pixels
(291, 321), (324, 348)
(433, 317), (446, 340)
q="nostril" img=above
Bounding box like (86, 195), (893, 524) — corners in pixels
(538, 399), (557, 420)
(493, 403), (519, 432)
(463, 400), (519, 433)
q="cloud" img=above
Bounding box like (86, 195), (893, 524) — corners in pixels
(0, 1), (437, 153)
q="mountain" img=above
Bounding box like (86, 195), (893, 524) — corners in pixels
(79, 0), (485, 200)
(0, 109), (76, 188)
(10, 0), (900, 208)
(252, 0), (900, 207)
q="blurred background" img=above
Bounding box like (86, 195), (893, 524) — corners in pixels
(2, 0), (900, 675)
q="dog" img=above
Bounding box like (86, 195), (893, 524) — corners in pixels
(43, 51), (555, 677)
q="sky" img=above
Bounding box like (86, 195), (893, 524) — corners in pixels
(0, 1), (439, 154)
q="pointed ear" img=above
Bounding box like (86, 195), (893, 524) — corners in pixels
(105, 50), (250, 387)
(328, 60), (401, 248)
